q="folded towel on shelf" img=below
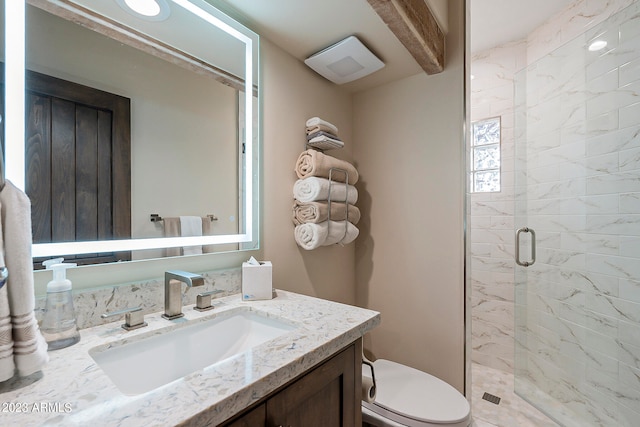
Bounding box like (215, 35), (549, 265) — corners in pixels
(295, 149), (359, 184)
(307, 134), (345, 150)
(294, 220), (359, 250)
(180, 216), (203, 256)
(306, 131), (341, 142)
(292, 200), (361, 225)
(306, 124), (339, 135)
(0, 181), (49, 381)
(293, 177), (358, 204)
(305, 117), (338, 135)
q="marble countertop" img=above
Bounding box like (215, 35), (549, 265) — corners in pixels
(0, 290), (380, 427)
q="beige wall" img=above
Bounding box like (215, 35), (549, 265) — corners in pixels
(353, 0), (466, 391)
(260, 39), (356, 305)
(30, 2), (466, 390)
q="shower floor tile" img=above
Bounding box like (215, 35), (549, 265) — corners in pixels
(471, 363), (559, 427)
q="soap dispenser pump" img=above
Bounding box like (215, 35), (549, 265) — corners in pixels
(40, 258), (80, 350)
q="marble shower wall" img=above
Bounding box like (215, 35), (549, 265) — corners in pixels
(470, 0), (638, 376)
(514, 2), (640, 426)
(470, 41), (525, 372)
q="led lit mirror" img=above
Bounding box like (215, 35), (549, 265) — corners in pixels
(1, 0), (259, 265)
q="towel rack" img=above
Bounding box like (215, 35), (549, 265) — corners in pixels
(150, 214), (218, 222)
(327, 167), (350, 244)
(299, 119), (354, 247)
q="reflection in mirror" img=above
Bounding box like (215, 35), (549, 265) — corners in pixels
(1, 0), (259, 266)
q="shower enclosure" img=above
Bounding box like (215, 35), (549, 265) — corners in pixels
(514, 3), (640, 426)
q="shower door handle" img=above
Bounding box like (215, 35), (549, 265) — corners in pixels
(515, 227), (536, 267)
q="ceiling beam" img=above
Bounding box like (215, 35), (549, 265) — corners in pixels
(366, 0), (445, 74)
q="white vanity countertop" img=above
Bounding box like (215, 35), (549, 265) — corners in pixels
(0, 290), (380, 427)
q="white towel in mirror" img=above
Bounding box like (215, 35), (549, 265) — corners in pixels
(180, 216), (203, 255)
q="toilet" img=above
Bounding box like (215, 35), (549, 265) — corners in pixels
(362, 359), (471, 427)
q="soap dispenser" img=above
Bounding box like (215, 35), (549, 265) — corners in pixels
(40, 258), (81, 350)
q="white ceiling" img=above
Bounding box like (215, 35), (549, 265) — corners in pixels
(470, 0), (574, 53)
(219, 0), (575, 91)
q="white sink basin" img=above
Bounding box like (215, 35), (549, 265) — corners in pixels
(89, 308), (297, 395)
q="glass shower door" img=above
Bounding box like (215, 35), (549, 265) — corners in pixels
(513, 3), (640, 426)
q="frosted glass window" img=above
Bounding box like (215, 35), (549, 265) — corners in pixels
(471, 117), (501, 193)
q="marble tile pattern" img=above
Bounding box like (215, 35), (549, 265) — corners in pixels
(470, 0), (640, 384)
(470, 40), (525, 373)
(34, 268), (242, 330)
(0, 290), (380, 426)
(471, 363), (559, 427)
(472, 1), (640, 424)
(513, 1), (640, 426)
(310, 364), (560, 427)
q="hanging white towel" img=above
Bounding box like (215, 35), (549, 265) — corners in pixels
(180, 216), (203, 255)
(293, 177), (358, 204)
(0, 180), (49, 381)
(0, 229), (14, 381)
(294, 221), (359, 250)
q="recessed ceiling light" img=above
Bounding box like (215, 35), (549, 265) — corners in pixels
(588, 40), (607, 52)
(125, 0), (160, 16)
(116, 0), (170, 21)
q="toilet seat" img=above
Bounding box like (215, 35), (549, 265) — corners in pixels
(362, 359), (470, 427)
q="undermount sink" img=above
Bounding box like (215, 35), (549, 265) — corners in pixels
(89, 308), (297, 395)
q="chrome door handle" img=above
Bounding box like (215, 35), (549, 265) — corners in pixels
(515, 227), (536, 267)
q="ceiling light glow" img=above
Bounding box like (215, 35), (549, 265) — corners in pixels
(117, 0), (170, 21)
(588, 40), (607, 52)
(125, 0), (161, 16)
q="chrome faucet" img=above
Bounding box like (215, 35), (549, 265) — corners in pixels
(163, 270), (204, 320)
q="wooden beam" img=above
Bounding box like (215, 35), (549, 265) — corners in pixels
(366, 0), (445, 74)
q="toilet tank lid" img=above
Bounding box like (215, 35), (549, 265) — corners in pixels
(364, 359), (470, 424)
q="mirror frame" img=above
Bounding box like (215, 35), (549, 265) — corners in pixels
(4, 0), (259, 258)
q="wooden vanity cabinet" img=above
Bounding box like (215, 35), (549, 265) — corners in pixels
(222, 340), (362, 427)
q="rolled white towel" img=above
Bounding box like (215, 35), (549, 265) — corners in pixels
(294, 222), (328, 250)
(293, 177), (358, 204)
(295, 149), (359, 184)
(305, 117), (338, 135)
(294, 221), (359, 250)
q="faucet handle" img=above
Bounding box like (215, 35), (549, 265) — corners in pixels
(194, 290), (224, 312)
(102, 306), (148, 331)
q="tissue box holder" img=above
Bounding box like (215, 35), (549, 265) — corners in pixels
(242, 261), (273, 301)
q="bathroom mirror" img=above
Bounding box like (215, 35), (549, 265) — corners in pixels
(1, 0), (259, 264)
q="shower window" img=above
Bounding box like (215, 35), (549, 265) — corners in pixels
(470, 117), (501, 192)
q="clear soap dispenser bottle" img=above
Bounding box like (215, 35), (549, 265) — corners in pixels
(40, 258), (81, 350)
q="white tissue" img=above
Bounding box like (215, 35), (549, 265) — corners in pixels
(247, 256), (260, 266)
